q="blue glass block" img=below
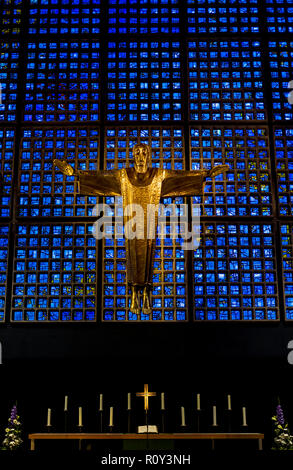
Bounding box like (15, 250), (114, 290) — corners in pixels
(161, 310), (172, 320)
(231, 311), (241, 320)
(175, 310), (185, 320)
(86, 310), (95, 321)
(104, 310), (114, 321)
(194, 310), (204, 320)
(117, 310), (126, 321)
(25, 310), (35, 321)
(73, 311), (83, 321)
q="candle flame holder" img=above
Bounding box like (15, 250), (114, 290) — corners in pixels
(109, 425), (114, 433)
(45, 424), (52, 433)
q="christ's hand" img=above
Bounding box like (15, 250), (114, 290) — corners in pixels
(53, 159), (77, 176)
(207, 164), (230, 179)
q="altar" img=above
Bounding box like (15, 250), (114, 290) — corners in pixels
(28, 432), (264, 452)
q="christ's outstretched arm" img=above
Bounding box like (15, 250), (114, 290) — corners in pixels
(161, 165), (230, 197)
(53, 159), (122, 196)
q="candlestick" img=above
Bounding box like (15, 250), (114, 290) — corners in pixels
(47, 408), (51, 427)
(78, 426), (83, 451)
(78, 407), (83, 427)
(161, 392), (165, 411)
(127, 393), (131, 411)
(64, 408), (68, 433)
(127, 409), (131, 433)
(109, 406), (113, 427)
(161, 409), (166, 433)
(197, 393), (201, 411)
(212, 405), (217, 426)
(99, 394), (103, 412)
(242, 407), (247, 427)
(99, 409), (103, 433)
(64, 395), (68, 412)
(195, 409), (201, 433)
(227, 394), (232, 411)
(181, 406), (186, 427)
(225, 402), (232, 433)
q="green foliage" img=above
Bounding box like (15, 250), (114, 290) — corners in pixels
(272, 414), (293, 451)
(1, 408), (23, 451)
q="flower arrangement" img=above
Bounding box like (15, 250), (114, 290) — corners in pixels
(272, 403), (293, 451)
(1, 405), (23, 451)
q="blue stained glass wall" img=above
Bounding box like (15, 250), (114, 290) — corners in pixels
(0, 41), (19, 122)
(1, 0), (22, 35)
(190, 126), (272, 217)
(108, 0), (180, 34)
(194, 223), (278, 321)
(106, 40), (182, 122)
(28, 0), (101, 35)
(0, 128), (15, 218)
(0, 225), (9, 322)
(187, 0), (260, 34)
(269, 40), (293, 122)
(281, 223), (293, 320)
(188, 39), (265, 122)
(104, 127), (184, 170)
(18, 127), (99, 217)
(274, 127), (293, 216)
(266, 0), (293, 33)
(24, 41), (100, 123)
(12, 223), (96, 322)
(1, 1), (292, 322)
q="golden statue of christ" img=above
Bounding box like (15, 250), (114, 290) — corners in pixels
(54, 144), (229, 317)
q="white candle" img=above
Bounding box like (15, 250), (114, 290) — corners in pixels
(197, 394), (201, 411)
(181, 406), (186, 426)
(64, 396), (68, 412)
(227, 394), (231, 411)
(99, 394), (103, 412)
(242, 407), (247, 426)
(127, 393), (131, 411)
(109, 407), (113, 427)
(47, 408), (51, 427)
(78, 407), (82, 427)
(161, 393), (165, 411)
(212, 406), (217, 426)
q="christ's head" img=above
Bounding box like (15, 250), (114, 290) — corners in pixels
(133, 144), (150, 174)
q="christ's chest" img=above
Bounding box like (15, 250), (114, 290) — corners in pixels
(120, 169), (164, 208)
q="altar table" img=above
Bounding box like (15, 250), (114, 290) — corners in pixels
(28, 432), (264, 451)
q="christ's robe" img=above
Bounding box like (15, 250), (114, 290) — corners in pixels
(79, 168), (206, 288)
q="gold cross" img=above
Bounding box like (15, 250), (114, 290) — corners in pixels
(136, 384), (156, 411)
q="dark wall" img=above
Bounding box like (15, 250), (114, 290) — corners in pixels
(1, 321), (291, 376)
